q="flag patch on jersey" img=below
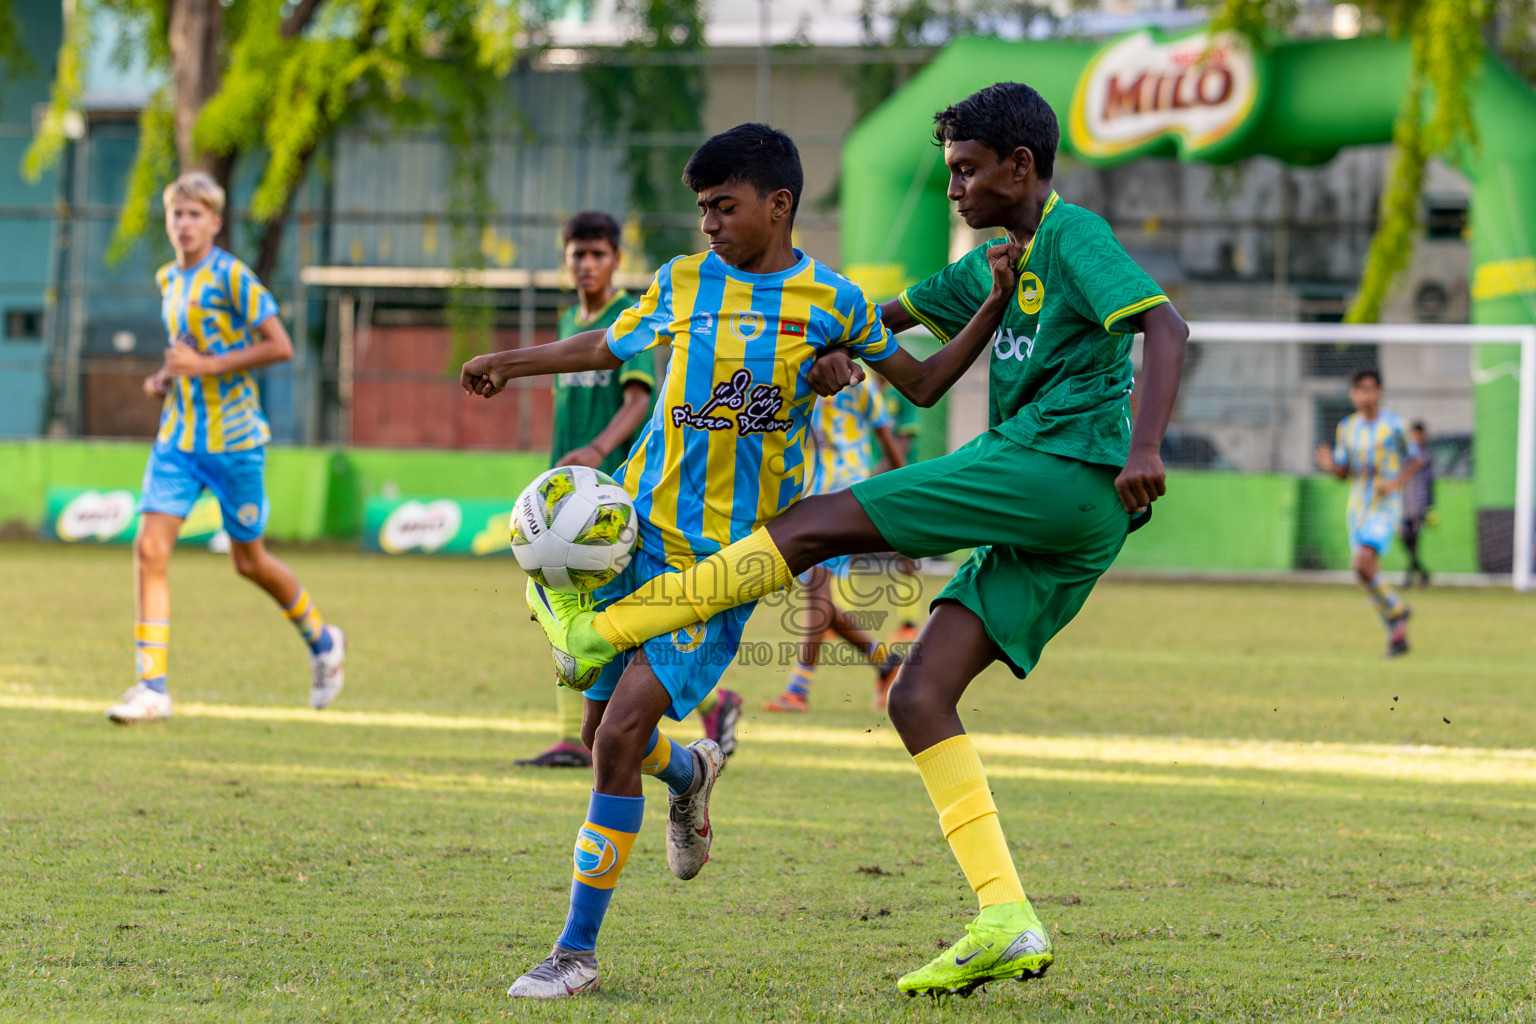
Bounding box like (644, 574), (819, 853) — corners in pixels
(781, 319), (807, 338)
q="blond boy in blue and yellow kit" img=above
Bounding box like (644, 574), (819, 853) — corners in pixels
(108, 172), (344, 724)
(461, 124), (1019, 1000)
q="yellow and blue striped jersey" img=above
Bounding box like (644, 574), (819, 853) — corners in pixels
(607, 249), (896, 567)
(1332, 410), (1419, 519)
(155, 247), (281, 453)
(808, 375), (892, 497)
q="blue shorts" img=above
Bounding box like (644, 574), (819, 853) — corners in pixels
(140, 444), (269, 542)
(1348, 509), (1397, 556)
(584, 545), (756, 722)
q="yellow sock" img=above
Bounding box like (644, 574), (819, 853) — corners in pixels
(555, 685), (585, 746)
(914, 734), (1026, 908)
(593, 529), (792, 650)
(896, 565), (923, 623)
(134, 620), (169, 692)
(695, 689), (719, 716)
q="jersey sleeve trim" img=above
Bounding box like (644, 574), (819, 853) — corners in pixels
(897, 289), (952, 344)
(618, 367), (654, 389)
(1103, 294), (1170, 333)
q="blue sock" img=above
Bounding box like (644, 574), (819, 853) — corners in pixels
(557, 790), (644, 951)
(640, 728), (695, 795)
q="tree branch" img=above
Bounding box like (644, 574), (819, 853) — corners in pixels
(281, 0), (325, 40)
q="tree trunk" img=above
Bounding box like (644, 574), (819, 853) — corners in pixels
(168, 0), (229, 244)
(253, 144), (318, 281)
(168, 0), (223, 170)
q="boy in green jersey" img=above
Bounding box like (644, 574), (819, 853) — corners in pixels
(517, 211), (742, 767)
(522, 83), (1189, 996)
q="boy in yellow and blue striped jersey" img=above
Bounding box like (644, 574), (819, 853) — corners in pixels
(1315, 366), (1423, 656)
(764, 374), (910, 714)
(463, 123), (1014, 999)
(107, 172), (345, 724)
(517, 211), (743, 769)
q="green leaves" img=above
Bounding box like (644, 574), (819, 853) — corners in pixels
(581, 0), (708, 265)
(24, 0), (522, 279)
(1210, 0), (1515, 323)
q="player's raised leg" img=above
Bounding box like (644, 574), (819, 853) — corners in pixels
(885, 603), (1053, 997)
(108, 512), (182, 723)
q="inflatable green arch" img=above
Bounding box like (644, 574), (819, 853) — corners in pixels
(841, 31), (1536, 564)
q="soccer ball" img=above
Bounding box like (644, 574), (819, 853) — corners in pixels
(510, 466), (638, 592)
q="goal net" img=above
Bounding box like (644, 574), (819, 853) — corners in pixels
(1111, 321), (1536, 592)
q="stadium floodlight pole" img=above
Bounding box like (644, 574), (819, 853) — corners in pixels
(1185, 321), (1536, 593)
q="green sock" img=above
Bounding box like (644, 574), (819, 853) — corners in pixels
(555, 685), (585, 746)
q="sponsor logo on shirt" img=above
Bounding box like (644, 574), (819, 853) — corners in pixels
(670, 368), (794, 436)
(558, 369), (614, 388)
(992, 328), (1036, 362)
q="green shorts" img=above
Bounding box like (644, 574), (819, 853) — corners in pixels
(850, 430), (1129, 678)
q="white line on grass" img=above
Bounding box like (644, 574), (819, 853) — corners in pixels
(5, 692), (1534, 787)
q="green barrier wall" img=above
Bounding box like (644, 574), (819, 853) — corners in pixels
(1114, 473), (1299, 572)
(0, 441), (1481, 571)
(0, 441), (550, 542)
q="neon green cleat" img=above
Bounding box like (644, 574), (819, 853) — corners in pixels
(897, 900), (1054, 998)
(524, 579), (617, 690)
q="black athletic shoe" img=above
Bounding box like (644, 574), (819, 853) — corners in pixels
(700, 688), (743, 758)
(1386, 609), (1411, 658)
(515, 740), (592, 768)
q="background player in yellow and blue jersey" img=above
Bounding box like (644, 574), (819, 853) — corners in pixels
(518, 210), (742, 768)
(1315, 366), (1422, 656)
(462, 123), (1024, 999)
(107, 173), (345, 724)
(764, 374), (908, 714)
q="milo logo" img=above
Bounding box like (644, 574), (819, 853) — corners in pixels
(56, 490), (137, 542)
(379, 500), (463, 554)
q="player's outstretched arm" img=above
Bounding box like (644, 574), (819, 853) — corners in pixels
(1115, 302), (1189, 513)
(460, 327), (622, 399)
(824, 242), (1021, 406)
(163, 316), (294, 378)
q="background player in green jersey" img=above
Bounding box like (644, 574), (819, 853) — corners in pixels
(518, 211), (742, 768)
(523, 82), (1189, 997)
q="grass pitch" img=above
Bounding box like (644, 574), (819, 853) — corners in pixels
(2, 543), (1534, 1022)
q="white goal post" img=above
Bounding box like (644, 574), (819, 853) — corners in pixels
(1179, 321), (1536, 592)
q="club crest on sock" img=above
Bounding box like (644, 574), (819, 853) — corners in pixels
(574, 828), (619, 878)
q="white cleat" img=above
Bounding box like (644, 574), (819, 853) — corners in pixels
(106, 683), (173, 725)
(309, 625), (346, 710)
(507, 944), (600, 999)
(667, 738), (726, 881)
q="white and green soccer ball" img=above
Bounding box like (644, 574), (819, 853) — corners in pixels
(510, 466), (638, 592)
